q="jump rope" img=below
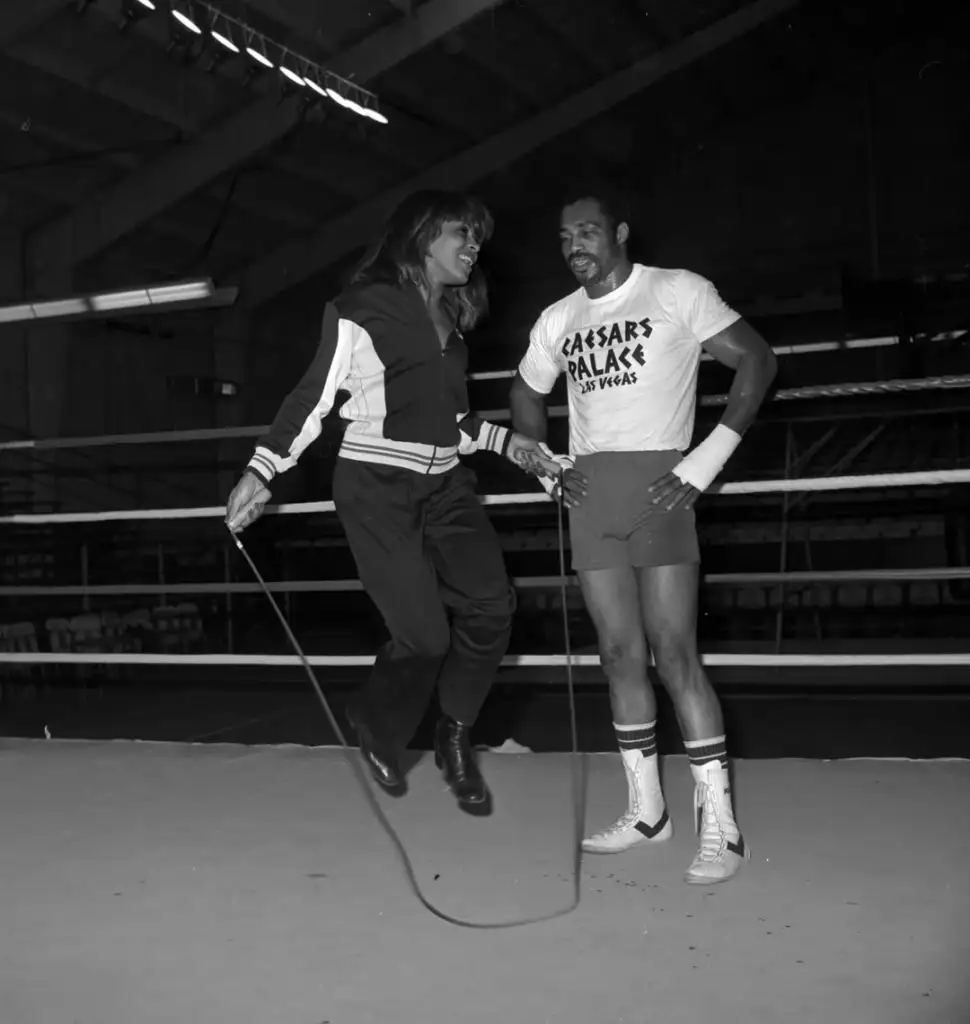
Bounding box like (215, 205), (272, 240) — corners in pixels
(228, 469), (586, 929)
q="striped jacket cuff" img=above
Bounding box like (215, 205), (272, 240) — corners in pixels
(247, 447), (279, 486)
(478, 421), (511, 457)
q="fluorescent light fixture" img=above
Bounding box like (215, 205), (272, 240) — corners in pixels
(0, 304), (34, 324)
(323, 85), (386, 123)
(246, 44), (273, 68)
(154, 4), (384, 127)
(32, 299), (88, 319)
(144, 280), (214, 303)
(171, 7), (202, 34)
(326, 87), (352, 109)
(211, 28), (239, 53)
(90, 289), (151, 311)
(88, 279), (213, 310)
(0, 279), (219, 324)
(0, 299), (87, 322)
(360, 106), (389, 125)
(343, 97), (368, 117)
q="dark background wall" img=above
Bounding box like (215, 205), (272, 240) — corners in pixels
(1, 12), (966, 514)
(245, 27), (969, 427)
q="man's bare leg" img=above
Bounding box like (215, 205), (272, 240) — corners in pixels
(639, 563), (749, 883)
(578, 566), (672, 853)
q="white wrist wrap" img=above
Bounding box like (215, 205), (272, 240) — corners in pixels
(672, 424), (741, 492)
(537, 443), (574, 497)
(538, 442), (575, 471)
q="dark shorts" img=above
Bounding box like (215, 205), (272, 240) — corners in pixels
(568, 451), (701, 572)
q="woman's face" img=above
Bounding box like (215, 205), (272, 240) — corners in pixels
(425, 220), (481, 289)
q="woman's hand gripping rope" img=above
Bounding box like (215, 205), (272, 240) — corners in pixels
(225, 470), (272, 533)
(505, 432), (567, 482)
(503, 434), (588, 509)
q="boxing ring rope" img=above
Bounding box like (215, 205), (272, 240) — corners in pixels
(468, 331), (966, 380)
(2, 652), (969, 668)
(2, 346), (968, 675)
(1, 468), (968, 526)
(1, 465), (968, 670)
(2, 371), (968, 452)
(1, 566), (969, 599)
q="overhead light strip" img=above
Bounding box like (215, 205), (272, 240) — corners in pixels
(172, 1), (387, 125)
(0, 279), (219, 324)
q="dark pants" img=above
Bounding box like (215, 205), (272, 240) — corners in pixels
(332, 458), (514, 750)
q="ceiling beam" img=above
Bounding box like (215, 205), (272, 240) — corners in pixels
(0, 110), (203, 251)
(25, 96), (307, 278)
(24, 0), (504, 274)
(0, 0), (66, 45)
(7, 34), (210, 134)
(323, 0), (496, 82)
(231, 0), (799, 308)
(4, 35), (337, 230)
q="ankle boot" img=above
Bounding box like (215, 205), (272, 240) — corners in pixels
(434, 715), (489, 807)
(346, 703), (405, 796)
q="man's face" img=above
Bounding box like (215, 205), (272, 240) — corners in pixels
(559, 198), (625, 287)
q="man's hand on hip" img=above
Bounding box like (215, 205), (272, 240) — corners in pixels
(556, 468), (588, 509)
(647, 471), (700, 513)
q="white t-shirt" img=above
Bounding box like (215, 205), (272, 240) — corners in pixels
(518, 264), (741, 456)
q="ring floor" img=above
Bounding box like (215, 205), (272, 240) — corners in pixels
(2, 733), (967, 1024)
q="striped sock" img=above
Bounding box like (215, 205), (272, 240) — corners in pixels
(615, 721), (658, 757)
(684, 734), (738, 833)
(615, 721), (668, 830)
(684, 734), (729, 777)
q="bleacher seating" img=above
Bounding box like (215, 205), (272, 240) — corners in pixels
(1, 603), (206, 699)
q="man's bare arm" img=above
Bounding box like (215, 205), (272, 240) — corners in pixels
(509, 372), (587, 507)
(701, 319), (778, 436)
(510, 372), (550, 442)
(647, 319), (777, 511)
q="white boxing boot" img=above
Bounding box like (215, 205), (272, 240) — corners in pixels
(684, 759), (750, 884)
(583, 744), (673, 854)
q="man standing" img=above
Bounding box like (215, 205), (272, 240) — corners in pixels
(510, 189), (777, 882)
